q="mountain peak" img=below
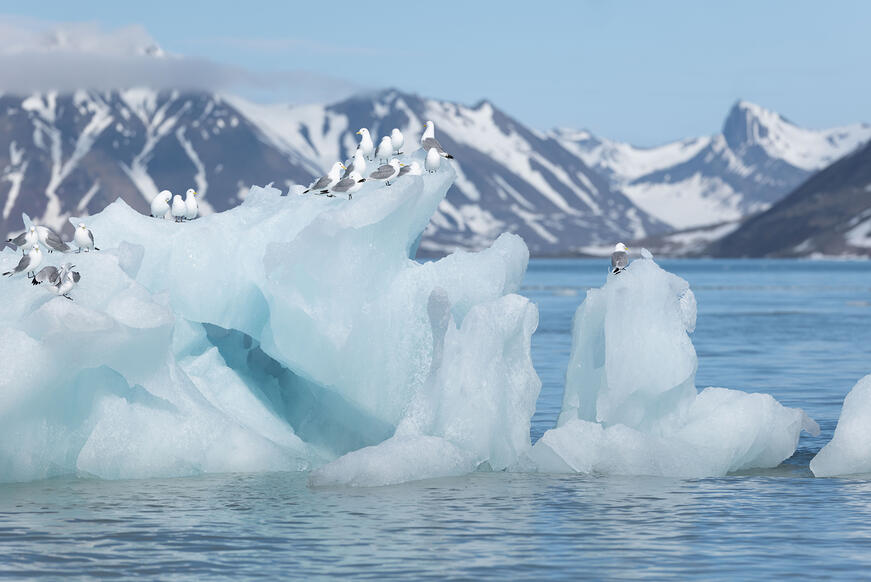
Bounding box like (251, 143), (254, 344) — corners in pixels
(722, 100), (794, 150)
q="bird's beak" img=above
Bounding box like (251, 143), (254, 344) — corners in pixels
(356, 130), (362, 135)
(400, 163), (406, 166)
(340, 163), (346, 169)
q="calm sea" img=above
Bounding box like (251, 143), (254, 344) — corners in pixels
(1, 259), (870, 580)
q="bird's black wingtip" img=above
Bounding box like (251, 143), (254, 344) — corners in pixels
(445, 154), (454, 159)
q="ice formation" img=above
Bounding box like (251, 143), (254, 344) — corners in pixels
(0, 152), (540, 484)
(528, 254), (820, 478)
(810, 375), (871, 477)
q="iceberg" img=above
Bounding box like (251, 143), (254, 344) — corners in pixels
(810, 375), (871, 477)
(0, 153), (540, 484)
(528, 254), (820, 478)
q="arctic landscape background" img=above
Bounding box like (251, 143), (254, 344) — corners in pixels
(1, 4), (870, 257)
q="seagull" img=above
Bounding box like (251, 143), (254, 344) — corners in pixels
(3, 244), (42, 278)
(369, 159), (404, 186)
(32, 265), (61, 286)
(171, 195), (187, 222)
(305, 162), (345, 193)
(52, 264), (80, 300)
(398, 161), (423, 177)
(375, 136), (393, 165)
(342, 150), (366, 179)
(610, 243), (629, 274)
(425, 148), (441, 173)
(72, 222), (98, 252)
(356, 128), (375, 161)
(184, 188), (199, 220)
(36, 225), (70, 253)
(391, 128), (404, 154)
(420, 120), (454, 159)
(7, 225), (38, 251)
(151, 190), (172, 218)
(324, 172), (366, 200)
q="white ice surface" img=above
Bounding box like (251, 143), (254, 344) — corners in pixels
(810, 375), (871, 477)
(528, 255), (819, 478)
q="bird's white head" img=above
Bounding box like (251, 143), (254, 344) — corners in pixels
(357, 128), (369, 136)
(186, 188), (197, 198)
(614, 242), (628, 253)
(380, 136), (391, 143)
(29, 226), (36, 233)
(33, 244), (40, 252)
(392, 128), (401, 135)
(78, 223), (86, 230)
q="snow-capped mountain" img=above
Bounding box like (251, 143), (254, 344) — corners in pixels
(708, 140), (871, 257)
(0, 89), (319, 239)
(555, 101), (871, 230)
(229, 89), (667, 255)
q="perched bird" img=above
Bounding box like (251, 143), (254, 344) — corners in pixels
(375, 136), (393, 165)
(184, 189), (199, 220)
(420, 120), (454, 159)
(36, 225), (70, 253)
(398, 161), (423, 177)
(72, 222), (98, 252)
(390, 128), (404, 154)
(356, 128), (375, 161)
(7, 225), (38, 251)
(49, 263), (80, 300)
(305, 162), (345, 193)
(3, 244), (42, 278)
(425, 148), (441, 173)
(151, 190), (172, 218)
(324, 172), (366, 200)
(610, 243), (629, 274)
(171, 195), (187, 222)
(342, 150), (366, 179)
(369, 159), (404, 186)
(32, 265), (61, 287)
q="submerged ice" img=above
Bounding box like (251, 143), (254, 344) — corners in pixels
(528, 255), (819, 478)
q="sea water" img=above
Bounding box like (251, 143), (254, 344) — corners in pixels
(1, 259), (870, 579)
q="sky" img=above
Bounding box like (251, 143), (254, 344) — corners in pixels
(0, 0), (868, 145)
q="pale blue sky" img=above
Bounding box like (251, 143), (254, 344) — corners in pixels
(1, 0), (868, 145)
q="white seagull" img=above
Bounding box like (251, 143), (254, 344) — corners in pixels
(7, 224), (38, 251)
(356, 128), (375, 161)
(71, 221), (98, 252)
(425, 148), (441, 173)
(53, 264), (81, 300)
(305, 162), (345, 193)
(36, 225), (70, 253)
(420, 120), (454, 159)
(325, 172), (366, 200)
(398, 161), (423, 177)
(151, 190), (172, 218)
(3, 244), (42, 278)
(390, 128), (404, 154)
(171, 195), (187, 222)
(184, 188), (199, 220)
(610, 243), (629, 274)
(369, 159), (404, 186)
(342, 150), (366, 179)
(375, 136), (393, 165)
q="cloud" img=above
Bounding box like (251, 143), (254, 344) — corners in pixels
(0, 16), (360, 103)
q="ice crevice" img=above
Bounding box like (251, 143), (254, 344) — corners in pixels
(0, 152), (825, 485)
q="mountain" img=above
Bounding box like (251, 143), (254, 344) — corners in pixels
(707, 141), (871, 257)
(0, 89), (319, 240)
(555, 101), (871, 230)
(0, 88), (666, 255)
(228, 89), (667, 255)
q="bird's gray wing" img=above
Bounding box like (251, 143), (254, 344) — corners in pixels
(33, 266), (59, 285)
(44, 229), (70, 252)
(369, 165), (395, 180)
(310, 175), (331, 190)
(13, 254), (31, 273)
(88, 230), (95, 245)
(72, 271), (81, 283)
(610, 251), (628, 270)
(421, 137), (446, 155)
(8, 232), (27, 246)
(331, 178), (354, 192)
(398, 165), (410, 177)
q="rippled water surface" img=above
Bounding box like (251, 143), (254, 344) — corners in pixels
(2, 259), (871, 579)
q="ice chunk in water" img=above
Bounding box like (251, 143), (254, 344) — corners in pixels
(810, 375), (871, 477)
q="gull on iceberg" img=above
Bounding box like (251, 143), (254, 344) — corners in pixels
(356, 128), (375, 161)
(425, 148), (441, 173)
(342, 150), (366, 179)
(151, 190), (172, 218)
(171, 195), (187, 222)
(398, 161), (423, 177)
(324, 171), (366, 200)
(184, 189), (199, 220)
(369, 159), (404, 186)
(420, 120), (454, 159)
(611, 243), (628, 274)
(375, 136), (393, 165)
(3, 244), (42, 278)
(390, 128), (404, 154)
(305, 162), (345, 193)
